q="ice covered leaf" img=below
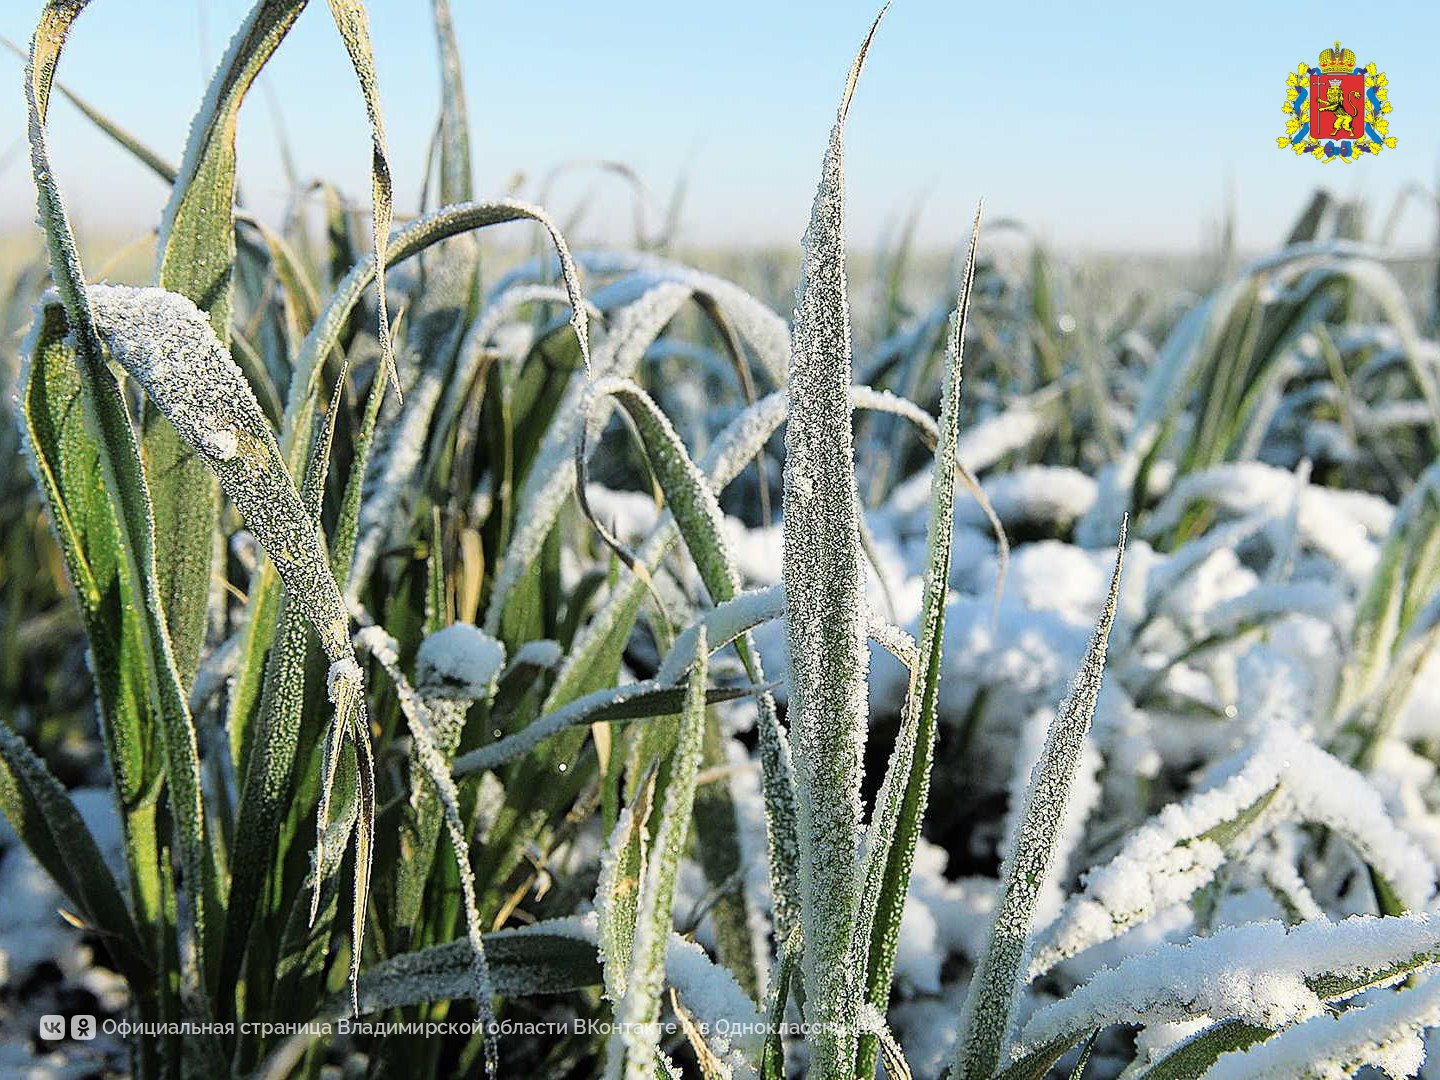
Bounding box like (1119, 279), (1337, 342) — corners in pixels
(451, 679), (764, 778)
(655, 586), (786, 685)
(86, 284), (352, 659)
(596, 783), (654, 1004)
(1032, 724), (1435, 976)
(1203, 976), (1440, 1080)
(78, 282), (377, 1008)
(1019, 912), (1440, 1057)
(322, 0), (399, 398)
(950, 522), (1125, 1080)
(781, 13), (888, 1073)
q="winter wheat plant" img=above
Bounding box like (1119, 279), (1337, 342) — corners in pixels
(5, 2), (1440, 1079)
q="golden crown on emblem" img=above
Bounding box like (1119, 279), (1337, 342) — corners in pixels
(1318, 41), (1355, 74)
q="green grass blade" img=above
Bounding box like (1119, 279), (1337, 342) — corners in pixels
(990, 1034), (1086, 1080)
(760, 929), (800, 1080)
(140, 412), (216, 691)
(1132, 1021), (1272, 1080)
(153, 0), (312, 687)
(357, 923), (605, 1006)
(359, 624), (500, 1073)
(431, 0), (473, 204)
(854, 205), (983, 1079)
(219, 592), (313, 1008)
(576, 374), (739, 599)
(782, 12), (887, 1073)
(597, 768), (656, 1002)
(20, 304), (154, 838)
(576, 374), (800, 953)
(607, 629), (708, 1080)
(322, 0), (399, 400)
(693, 716), (761, 1000)
(951, 521), (1126, 1080)
(1066, 1031), (1099, 1080)
(331, 350), (390, 582)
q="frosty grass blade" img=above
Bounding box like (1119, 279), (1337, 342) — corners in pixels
(782, 8), (887, 1073)
(950, 519), (1126, 1080)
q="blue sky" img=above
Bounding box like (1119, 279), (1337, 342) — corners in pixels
(1, 1), (1436, 254)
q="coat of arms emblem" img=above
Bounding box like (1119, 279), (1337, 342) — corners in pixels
(1276, 41), (1395, 161)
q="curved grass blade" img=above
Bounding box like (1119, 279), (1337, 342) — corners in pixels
(85, 286), (351, 659)
(284, 199), (589, 464)
(576, 375), (800, 948)
(1200, 981), (1440, 1080)
(158, 0), (306, 335)
(152, 0), (314, 686)
(26, 1), (216, 1017)
(78, 283), (374, 1010)
(322, 0), (399, 400)
(1021, 911), (1440, 1067)
(483, 281), (692, 633)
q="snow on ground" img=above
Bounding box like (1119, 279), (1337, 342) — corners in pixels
(0, 789), (130, 1076)
(636, 440), (1440, 1077)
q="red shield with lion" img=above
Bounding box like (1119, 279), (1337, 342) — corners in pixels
(1309, 72), (1365, 141)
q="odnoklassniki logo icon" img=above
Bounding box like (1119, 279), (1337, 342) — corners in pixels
(1276, 41), (1395, 162)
